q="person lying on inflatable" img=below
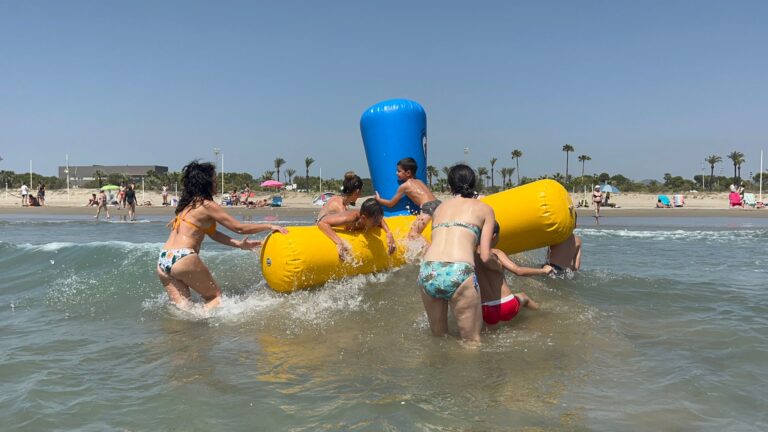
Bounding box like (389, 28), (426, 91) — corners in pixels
(317, 198), (396, 260)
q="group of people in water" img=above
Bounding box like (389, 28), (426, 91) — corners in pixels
(157, 159), (581, 342)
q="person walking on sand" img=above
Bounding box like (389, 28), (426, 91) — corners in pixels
(375, 157), (441, 239)
(157, 161), (288, 310)
(162, 184), (169, 206)
(95, 190), (111, 220)
(417, 164), (500, 344)
(125, 183), (137, 220)
(592, 185), (603, 222)
(20, 183), (29, 207)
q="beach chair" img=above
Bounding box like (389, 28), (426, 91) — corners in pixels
(729, 192), (743, 208)
(673, 194), (685, 207)
(270, 195), (283, 207)
(743, 193), (757, 208)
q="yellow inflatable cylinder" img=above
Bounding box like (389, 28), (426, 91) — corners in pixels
(261, 179), (574, 293)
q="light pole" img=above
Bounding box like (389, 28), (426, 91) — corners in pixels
(463, 147), (469, 164)
(213, 148), (224, 196)
(65, 154), (70, 201)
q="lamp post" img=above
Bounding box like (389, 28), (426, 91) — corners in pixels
(213, 148), (224, 196)
(65, 154), (70, 201)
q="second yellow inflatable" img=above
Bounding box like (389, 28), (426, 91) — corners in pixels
(260, 179), (575, 293)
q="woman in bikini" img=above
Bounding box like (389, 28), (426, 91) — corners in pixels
(417, 164), (499, 343)
(157, 161), (288, 309)
(592, 185), (603, 220)
(315, 171), (363, 224)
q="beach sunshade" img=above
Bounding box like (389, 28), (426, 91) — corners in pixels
(260, 180), (283, 188)
(100, 184), (120, 191)
(600, 184), (620, 194)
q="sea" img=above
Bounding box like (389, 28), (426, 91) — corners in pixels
(1, 212), (766, 431)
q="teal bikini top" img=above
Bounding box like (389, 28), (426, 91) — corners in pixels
(432, 221), (482, 240)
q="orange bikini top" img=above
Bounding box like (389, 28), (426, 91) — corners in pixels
(172, 206), (217, 235)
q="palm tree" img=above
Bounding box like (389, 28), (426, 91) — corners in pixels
(441, 166), (450, 179)
(511, 149), (522, 185)
(286, 168), (296, 185)
(499, 167), (511, 188)
(577, 154), (591, 184)
(262, 170), (275, 181)
(94, 170), (104, 188)
(562, 144), (575, 184)
(274, 158), (286, 182)
(426, 165), (438, 187)
(304, 157), (314, 192)
(727, 151), (744, 182)
(489, 157), (497, 189)
(477, 167), (488, 188)
(705, 155), (722, 191)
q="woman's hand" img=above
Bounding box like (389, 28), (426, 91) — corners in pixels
(238, 236), (263, 250)
(336, 241), (351, 260)
(271, 225), (288, 234)
(541, 264), (554, 275)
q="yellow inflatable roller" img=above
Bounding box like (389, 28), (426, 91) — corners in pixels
(261, 179), (575, 293)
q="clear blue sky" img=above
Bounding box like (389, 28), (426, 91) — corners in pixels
(1, 1), (767, 181)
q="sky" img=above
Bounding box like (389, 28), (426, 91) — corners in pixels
(1, 0), (767, 182)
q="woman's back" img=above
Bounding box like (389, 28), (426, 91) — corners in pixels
(164, 202), (215, 250)
(423, 197), (492, 265)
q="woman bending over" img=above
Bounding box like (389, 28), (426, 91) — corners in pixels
(157, 161), (287, 309)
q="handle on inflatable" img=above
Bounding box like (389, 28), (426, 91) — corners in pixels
(360, 99), (427, 216)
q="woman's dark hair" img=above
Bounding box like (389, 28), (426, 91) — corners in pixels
(397, 157), (418, 175)
(342, 171), (363, 195)
(448, 164), (477, 198)
(493, 221), (500, 236)
(359, 197), (383, 220)
(175, 161), (216, 214)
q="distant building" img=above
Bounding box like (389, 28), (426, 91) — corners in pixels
(57, 165), (168, 186)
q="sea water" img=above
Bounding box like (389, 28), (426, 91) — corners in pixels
(1, 213), (766, 431)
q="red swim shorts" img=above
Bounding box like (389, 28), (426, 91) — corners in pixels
(481, 294), (521, 325)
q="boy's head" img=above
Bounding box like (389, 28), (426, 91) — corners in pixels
(359, 198), (384, 229)
(396, 157), (418, 181)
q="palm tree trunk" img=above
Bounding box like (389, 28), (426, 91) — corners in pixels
(306, 168), (310, 191)
(565, 153), (570, 183)
(709, 165), (715, 191)
(515, 159), (520, 185)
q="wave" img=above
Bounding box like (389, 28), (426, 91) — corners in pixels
(577, 227), (768, 242)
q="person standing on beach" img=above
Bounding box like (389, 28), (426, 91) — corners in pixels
(592, 186), (603, 222)
(157, 161), (288, 310)
(95, 190), (110, 220)
(417, 164), (499, 344)
(37, 183), (46, 206)
(125, 183), (137, 221)
(162, 184), (169, 206)
(375, 157), (441, 239)
(20, 183), (29, 206)
(118, 183), (126, 209)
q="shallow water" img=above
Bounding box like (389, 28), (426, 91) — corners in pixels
(1, 214), (766, 430)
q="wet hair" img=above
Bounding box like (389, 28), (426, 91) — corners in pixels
(341, 171), (363, 195)
(359, 197), (383, 220)
(448, 164), (477, 198)
(175, 160), (215, 214)
(493, 221), (500, 236)
(397, 157), (418, 175)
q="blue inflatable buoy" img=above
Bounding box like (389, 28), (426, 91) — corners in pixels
(360, 99), (427, 216)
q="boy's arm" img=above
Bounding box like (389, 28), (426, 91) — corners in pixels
(493, 249), (551, 276)
(375, 184), (407, 208)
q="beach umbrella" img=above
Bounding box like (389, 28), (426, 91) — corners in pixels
(100, 184), (120, 191)
(260, 180), (283, 188)
(600, 184), (620, 194)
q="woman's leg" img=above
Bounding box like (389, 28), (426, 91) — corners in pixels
(157, 267), (192, 308)
(168, 254), (222, 309)
(450, 276), (482, 343)
(420, 289), (449, 337)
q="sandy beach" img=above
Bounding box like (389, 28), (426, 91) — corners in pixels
(1, 188), (766, 218)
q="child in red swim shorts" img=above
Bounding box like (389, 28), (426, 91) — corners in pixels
(475, 221), (549, 326)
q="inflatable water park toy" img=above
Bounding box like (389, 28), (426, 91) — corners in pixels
(260, 179), (575, 293)
(259, 99), (575, 293)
